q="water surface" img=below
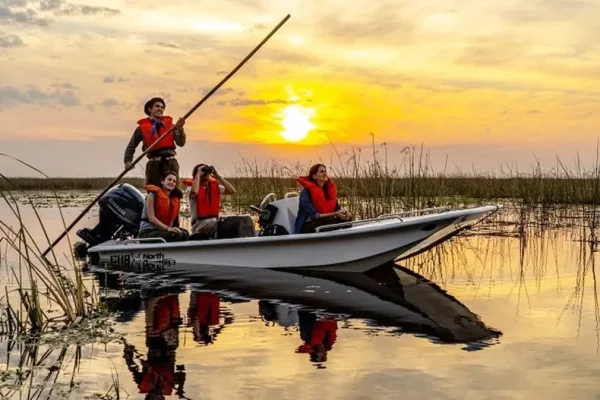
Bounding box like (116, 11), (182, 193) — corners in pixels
(1, 192), (599, 399)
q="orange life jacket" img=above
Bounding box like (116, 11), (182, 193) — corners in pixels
(146, 294), (181, 337)
(296, 176), (338, 214)
(182, 178), (221, 220)
(194, 292), (220, 326)
(138, 363), (175, 395)
(297, 319), (338, 353)
(144, 185), (181, 227)
(138, 116), (175, 151)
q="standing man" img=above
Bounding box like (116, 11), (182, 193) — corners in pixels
(123, 97), (187, 186)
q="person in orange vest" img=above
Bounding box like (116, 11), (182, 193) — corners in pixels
(296, 311), (338, 363)
(123, 97), (186, 186)
(187, 291), (221, 344)
(123, 291), (187, 399)
(294, 163), (352, 233)
(183, 163), (236, 238)
(139, 171), (189, 241)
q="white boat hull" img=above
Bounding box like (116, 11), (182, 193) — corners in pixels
(87, 205), (501, 273)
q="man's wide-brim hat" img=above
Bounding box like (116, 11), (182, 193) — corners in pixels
(144, 97), (166, 116)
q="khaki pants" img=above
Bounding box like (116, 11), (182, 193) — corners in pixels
(139, 227), (189, 242)
(192, 218), (218, 238)
(145, 158), (180, 186)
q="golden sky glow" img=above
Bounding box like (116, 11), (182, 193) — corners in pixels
(2, 0), (600, 175)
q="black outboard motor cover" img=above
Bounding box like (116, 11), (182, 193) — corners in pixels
(98, 183), (145, 231)
(76, 183), (145, 253)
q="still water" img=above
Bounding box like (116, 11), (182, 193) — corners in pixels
(1, 192), (600, 399)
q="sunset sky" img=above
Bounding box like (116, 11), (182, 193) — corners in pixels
(2, 0), (600, 177)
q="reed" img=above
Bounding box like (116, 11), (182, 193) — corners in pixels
(4, 144), (600, 215)
(0, 156), (99, 336)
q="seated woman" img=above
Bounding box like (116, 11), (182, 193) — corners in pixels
(138, 171), (189, 242)
(294, 164), (352, 234)
(183, 163), (236, 239)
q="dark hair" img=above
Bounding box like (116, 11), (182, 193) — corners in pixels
(307, 163), (330, 200)
(162, 170), (178, 181)
(192, 163), (206, 178)
(307, 164), (326, 183)
(144, 97), (166, 116)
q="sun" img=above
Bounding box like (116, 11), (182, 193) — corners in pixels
(279, 105), (315, 142)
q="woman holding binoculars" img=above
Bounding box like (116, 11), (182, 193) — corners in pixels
(186, 163), (236, 238)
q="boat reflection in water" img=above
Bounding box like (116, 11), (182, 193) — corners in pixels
(90, 261), (501, 397)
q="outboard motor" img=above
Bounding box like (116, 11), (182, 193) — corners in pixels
(74, 183), (145, 259)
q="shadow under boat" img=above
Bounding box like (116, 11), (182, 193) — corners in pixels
(89, 260), (502, 346)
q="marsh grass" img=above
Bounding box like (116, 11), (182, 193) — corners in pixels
(0, 340), (82, 399)
(5, 143), (600, 217)
(401, 199), (600, 351)
(0, 154), (99, 337)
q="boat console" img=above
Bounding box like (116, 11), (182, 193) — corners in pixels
(250, 192), (299, 236)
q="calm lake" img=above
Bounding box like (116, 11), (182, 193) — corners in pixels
(1, 191), (600, 399)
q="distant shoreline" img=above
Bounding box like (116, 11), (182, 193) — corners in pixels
(1, 176), (599, 205)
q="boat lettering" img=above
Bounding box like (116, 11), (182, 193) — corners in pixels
(110, 254), (132, 267)
(142, 252), (165, 260)
(135, 256), (176, 273)
(107, 198), (126, 216)
(108, 252), (175, 273)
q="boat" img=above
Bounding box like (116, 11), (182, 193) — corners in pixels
(76, 183), (502, 273)
(88, 261), (502, 345)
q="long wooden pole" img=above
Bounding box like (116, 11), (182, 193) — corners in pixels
(42, 14), (291, 257)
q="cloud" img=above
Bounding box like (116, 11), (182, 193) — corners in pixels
(39, 0), (119, 16)
(247, 22), (267, 33)
(314, 1), (416, 46)
(100, 98), (120, 107)
(55, 4), (120, 16)
(186, 86), (235, 96)
(157, 42), (179, 49)
(0, 0), (27, 6)
(38, 0), (59, 10)
(435, 78), (543, 93)
(0, 6), (49, 25)
(0, 85), (81, 108)
(0, 33), (24, 47)
(456, 35), (527, 67)
(103, 75), (129, 83)
(506, 0), (600, 25)
(209, 87), (234, 96)
(50, 82), (76, 89)
(217, 98), (289, 107)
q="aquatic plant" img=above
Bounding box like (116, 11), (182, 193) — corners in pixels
(0, 155), (99, 336)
